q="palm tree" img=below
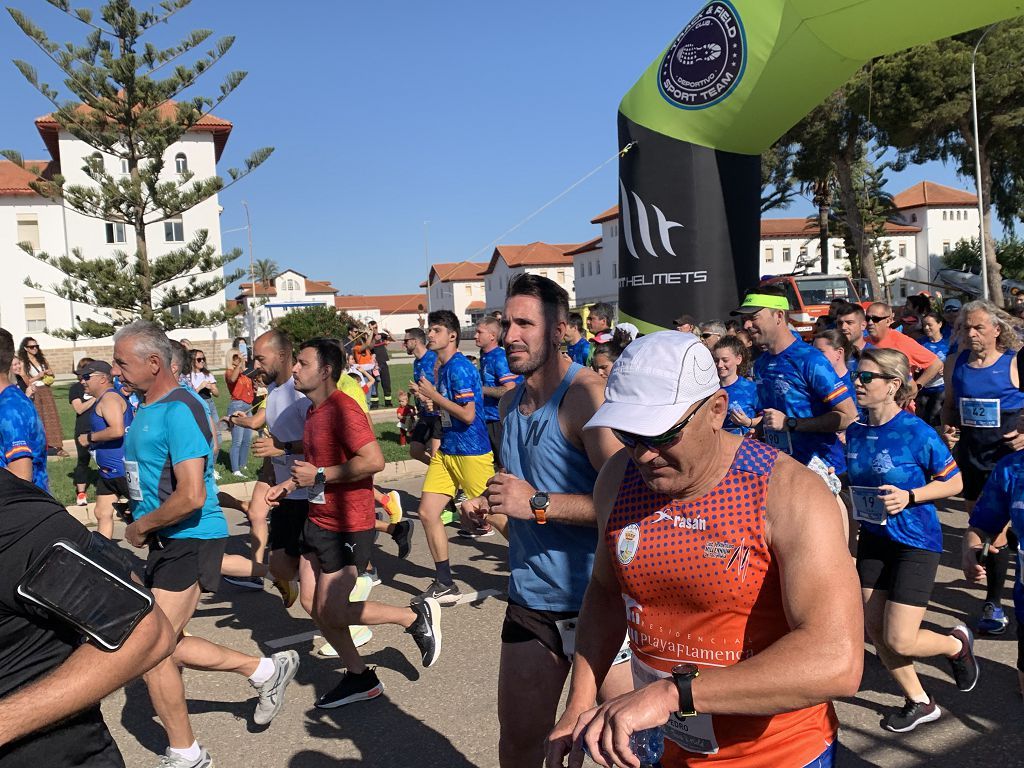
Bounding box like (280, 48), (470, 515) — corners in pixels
(253, 258), (278, 290)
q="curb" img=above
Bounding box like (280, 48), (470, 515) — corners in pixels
(62, 458), (427, 522)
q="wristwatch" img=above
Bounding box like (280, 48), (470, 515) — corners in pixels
(785, 416), (799, 432)
(529, 491), (550, 525)
(315, 467), (326, 485)
(907, 489), (917, 507)
(671, 663), (700, 717)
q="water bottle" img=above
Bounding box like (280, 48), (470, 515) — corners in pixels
(630, 726), (665, 767)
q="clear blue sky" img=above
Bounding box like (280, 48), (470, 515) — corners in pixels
(0, 0), (977, 297)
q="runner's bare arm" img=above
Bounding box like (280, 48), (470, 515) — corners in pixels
(0, 605), (175, 748)
(413, 376), (477, 425)
(124, 457), (208, 544)
(481, 381), (516, 400)
(940, 355), (959, 430)
(87, 393), (125, 442)
(686, 459), (863, 716)
(915, 356), (943, 389)
(785, 396), (858, 434)
(4, 458), (33, 483)
(546, 452), (631, 760)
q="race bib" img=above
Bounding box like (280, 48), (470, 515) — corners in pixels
(440, 410), (452, 429)
(308, 480), (326, 505)
(663, 713), (719, 755)
(850, 486), (887, 525)
(124, 460), (142, 502)
(960, 397), (1000, 428)
(555, 617), (577, 657)
(763, 427), (792, 455)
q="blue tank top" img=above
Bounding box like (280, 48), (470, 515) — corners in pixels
(500, 363), (599, 611)
(90, 389), (133, 478)
(952, 349), (1024, 472)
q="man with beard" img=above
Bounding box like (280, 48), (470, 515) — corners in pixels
(462, 275), (632, 767)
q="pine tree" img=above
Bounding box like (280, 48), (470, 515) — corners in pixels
(2, 0), (273, 339)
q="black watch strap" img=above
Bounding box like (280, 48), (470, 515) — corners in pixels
(907, 489), (917, 507)
(672, 665), (699, 717)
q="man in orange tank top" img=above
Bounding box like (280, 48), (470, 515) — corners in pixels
(546, 331), (863, 768)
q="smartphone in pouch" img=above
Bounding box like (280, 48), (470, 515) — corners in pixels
(17, 539), (154, 651)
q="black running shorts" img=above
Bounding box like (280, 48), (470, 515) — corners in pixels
(501, 600), (578, 658)
(268, 498), (309, 558)
(856, 530), (940, 608)
(145, 537), (226, 593)
(299, 519), (373, 574)
(95, 474), (129, 499)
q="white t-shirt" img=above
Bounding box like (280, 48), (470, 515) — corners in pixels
(188, 371), (216, 395)
(265, 377), (311, 500)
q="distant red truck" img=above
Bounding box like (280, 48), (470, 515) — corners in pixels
(759, 274), (871, 340)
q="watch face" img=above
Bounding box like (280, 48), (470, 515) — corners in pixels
(531, 492), (550, 509)
(672, 663), (699, 678)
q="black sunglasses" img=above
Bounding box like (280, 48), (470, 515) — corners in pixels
(700, 332), (717, 339)
(853, 371), (898, 384)
(865, 315), (891, 323)
(612, 396), (713, 451)
(26, 344), (39, 350)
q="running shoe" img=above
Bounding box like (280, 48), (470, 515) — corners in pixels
(977, 602), (1010, 635)
(418, 579), (461, 606)
(383, 490), (403, 524)
(315, 667), (384, 708)
(882, 697), (941, 732)
(76, 492), (88, 507)
(360, 567), (382, 587)
(457, 526), (494, 538)
(318, 626), (374, 657)
(272, 578), (299, 608)
(407, 597), (442, 667)
(156, 747), (213, 767)
(947, 625), (980, 691)
(252, 650), (300, 725)
(392, 519), (415, 559)
(224, 576), (264, 590)
(232, 470), (246, 478)
(440, 502), (458, 526)
(350, 573), (375, 602)
(453, 489), (468, 506)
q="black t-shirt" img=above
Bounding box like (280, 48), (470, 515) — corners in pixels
(67, 382), (94, 437)
(0, 471), (123, 767)
(371, 331), (392, 363)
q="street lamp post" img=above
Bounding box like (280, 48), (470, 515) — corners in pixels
(241, 201), (255, 346)
(971, 24), (995, 301)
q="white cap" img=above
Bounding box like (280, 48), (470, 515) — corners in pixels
(585, 331), (720, 436)
(616, 322), (639, 342)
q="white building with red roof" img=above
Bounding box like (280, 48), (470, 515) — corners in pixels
(423, 261), (488, 328)
(481, 242), (578, 314)
(234, 269), (340, 337)
(0, 105), (233, 369)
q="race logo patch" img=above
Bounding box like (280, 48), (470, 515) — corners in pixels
(703, 540), (735, 559)
(616, 523), (641, 566)
(659, 0), (746, 110)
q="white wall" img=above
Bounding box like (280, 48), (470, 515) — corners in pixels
(484, 260), (576, 314)
(429, 278), (484, 327)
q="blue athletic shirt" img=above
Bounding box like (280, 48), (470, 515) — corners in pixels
(722, 376), (758, 435)
(0, 386), (48, 492)
(90, 389), (134, 478)
(412, 349), (439, 419)
(124, 387), (227, 540)
(920, 336), (949, 390)
(479, 346), (521, 422)
(437, 352), (491, 456)
(567, 337), (590, 366)
(846, 410), (959, 552)
(753, 339), (852, 470)
(970, 451), (1024, 622)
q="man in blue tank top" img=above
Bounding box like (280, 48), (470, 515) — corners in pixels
(78, 360), (131, 540)
(461, 275), (632, 768)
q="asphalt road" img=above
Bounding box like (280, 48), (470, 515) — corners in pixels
(98, 478), (1024, 768)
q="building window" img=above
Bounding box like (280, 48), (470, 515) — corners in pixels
(911, 213), (918, 223)
(611, 224), (618, 238)
(612, 263), (617, 278)
(556, 270), (565, 283)
(24, 298), (46, 333)
(168, 302), (190, 320)
(164, 218), (184, 242)
(175, 153), (188, 174)
(957, 210), (963, 221)
(782, 247), (791, 262)
(899, 243), (907, 258)
(799, 246), (808, 260)
(120, 158), (129, 175)
(465, 284), (472, 296)
(16, 215), (40, 251)
(587, 262), (593, 276)
(105, 221), (126, 243)
(595, 261), (600, 275)
(943, 241), (951, 254)
(764, 247), (774, 263)
(834, 246), (843, 261)
(942, 210), (947, 221)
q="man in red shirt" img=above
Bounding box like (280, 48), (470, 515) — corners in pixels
(865, 303), (942, 399)
(266, 337), (441, 709)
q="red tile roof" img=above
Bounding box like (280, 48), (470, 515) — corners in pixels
(760, 217), (920, 238)
(335, 294), (427, 315)
(893, 181), (977, 209)
(591, 205), (619, 224)
(236, 282), (276, 298)
(483, 242), (580, 274)
(428, 262), (488, 284)
(0, 160), (58, 197)
(565, 236), (602, 256)
(466, 300), (485, 310)
(35, 101), (233, 162)
(303, 280), (337, 294)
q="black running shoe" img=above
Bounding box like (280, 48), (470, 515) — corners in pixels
(406, 596), (442, 667)
(315, 667), (384, 709)
(947, 624), (980, 692)
(418, 579), (461, 606)
(883, 697), (941, 732)
(392, 520), (415, 560)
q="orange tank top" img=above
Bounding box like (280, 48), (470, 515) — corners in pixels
(605, 438), (837, 767)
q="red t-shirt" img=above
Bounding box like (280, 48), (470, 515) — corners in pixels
(303, 390), (376, 532)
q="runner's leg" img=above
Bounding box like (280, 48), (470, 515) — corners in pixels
(93, 493), (115, 540)
(497, 639), (570, 768)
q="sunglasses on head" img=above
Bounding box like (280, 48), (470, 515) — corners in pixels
(865, 315), (891, 323)
(612, 396), (712, 451)
(853, 371), (898, 384)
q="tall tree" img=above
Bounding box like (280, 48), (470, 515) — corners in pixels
(870, 21), (1024, 306)
(2, 0), (273, 338)
(253, 258), (278, 288)
(761, 140), (797, 214)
